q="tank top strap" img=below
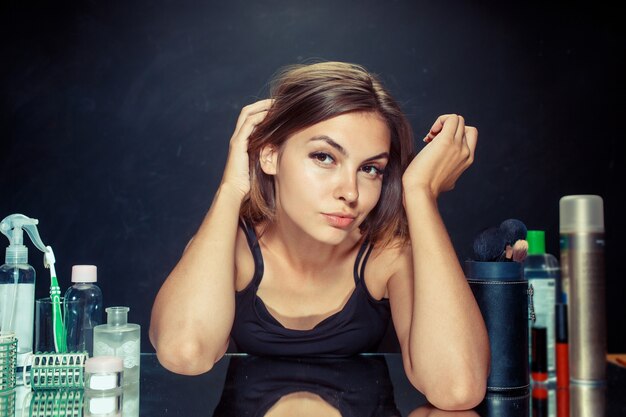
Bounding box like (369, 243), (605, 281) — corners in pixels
(353, 238), (374, 284)
(238, 219), (264, 288)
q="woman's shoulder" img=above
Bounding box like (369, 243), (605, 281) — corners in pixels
(365, 237), (413, 290)
(234, 223), (256, 291)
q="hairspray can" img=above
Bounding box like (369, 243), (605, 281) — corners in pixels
(559, 195), (606, 384)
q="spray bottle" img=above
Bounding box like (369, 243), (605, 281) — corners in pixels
(0, 214), (49, 374)
(560, 195), (606, 384)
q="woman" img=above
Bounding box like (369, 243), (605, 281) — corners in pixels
(149, 61), (489, 410)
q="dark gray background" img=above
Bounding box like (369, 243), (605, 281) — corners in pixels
(1, 1), (624, 353)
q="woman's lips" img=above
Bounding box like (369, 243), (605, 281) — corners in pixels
(322, 213), (356, 228)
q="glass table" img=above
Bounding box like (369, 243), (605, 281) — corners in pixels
(2, 353), (625, 416)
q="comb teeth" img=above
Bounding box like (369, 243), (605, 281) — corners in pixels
(27, 352), (87, 390)
(29, 389), (84, 417)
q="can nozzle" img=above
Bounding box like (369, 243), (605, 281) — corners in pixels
(0, 213), (48, 264)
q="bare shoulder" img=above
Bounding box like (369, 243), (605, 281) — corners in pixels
(371, 237), (413, 274)
(234, 224), (255, 291)
(365, 237), (413, 298)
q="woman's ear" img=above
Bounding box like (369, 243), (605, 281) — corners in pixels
(259, 145), (278, 175)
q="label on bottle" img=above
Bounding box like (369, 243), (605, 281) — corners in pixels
(94, 339), (140, 368)
(563, 232), (606, 381)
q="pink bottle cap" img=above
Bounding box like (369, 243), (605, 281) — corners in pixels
(71, 265), (97, 283)
(85, 356), (123, 373)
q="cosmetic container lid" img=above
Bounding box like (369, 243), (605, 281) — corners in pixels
(559, 195), (604, 234)
(85, 356), (123, 373)
(71, 265), (97, 283)
(526, 230), (546, 255)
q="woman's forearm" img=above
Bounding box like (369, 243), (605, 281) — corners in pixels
(404, 190), (489, 408)
(149, 184), (243, 374)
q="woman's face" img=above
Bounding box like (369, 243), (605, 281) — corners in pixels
(263, 111), (391, 245)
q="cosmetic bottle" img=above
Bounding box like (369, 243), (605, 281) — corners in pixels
(0, 214), (47, 376)
(64, 265), (103, 356)
(93, 307), (140, 385)
(559, 195), (606, 384)
(84, 356), (123, 392)
(555, 303), (569, 390)
(531, 326), (548, 382)
(523, 230), (560, 382)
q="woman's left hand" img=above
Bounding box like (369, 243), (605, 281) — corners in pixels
(402, 114), (477, 199)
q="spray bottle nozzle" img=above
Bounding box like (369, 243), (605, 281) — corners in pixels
(1, 213), (48, 264)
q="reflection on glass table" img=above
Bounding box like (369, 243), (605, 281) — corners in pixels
(140, 354), (625, 417)
(1, 353), (624, 416)
(0, 381), (139, 417)
(213, 355), (408, 416)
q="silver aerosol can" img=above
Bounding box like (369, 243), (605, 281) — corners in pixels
(559, 195), (606, 384)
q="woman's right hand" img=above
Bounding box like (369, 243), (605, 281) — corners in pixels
(220, 98), (273, 199)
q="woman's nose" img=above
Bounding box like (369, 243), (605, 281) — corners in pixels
(334, 172), (359, 203)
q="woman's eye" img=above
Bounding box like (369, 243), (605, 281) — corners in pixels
(361, 165), (383, 177)
(310, 152), (335, 165)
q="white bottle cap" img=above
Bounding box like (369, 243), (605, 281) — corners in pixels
(559, 195), (604, 234)
(71, 264), (97, 283)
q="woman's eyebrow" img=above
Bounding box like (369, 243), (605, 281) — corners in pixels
(309, 135), (348, 156)
(308, 135), (389, 162)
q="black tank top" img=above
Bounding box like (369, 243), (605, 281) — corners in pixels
(230, 220), (391, 356)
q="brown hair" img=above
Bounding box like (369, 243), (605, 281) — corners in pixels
(240, 61), (415, 248)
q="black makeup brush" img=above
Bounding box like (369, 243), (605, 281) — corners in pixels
(499, 219), (528, 262)
(472, 226), (507, 262)
(499, 219), (527, 245)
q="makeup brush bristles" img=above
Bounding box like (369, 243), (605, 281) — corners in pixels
(472, 226), (507, 262)
(499, 218), (527, 246)
(472, 218), (529, 262)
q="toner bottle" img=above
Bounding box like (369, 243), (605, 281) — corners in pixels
(524, 230), (560, 382)
(93, 306), (140, 385)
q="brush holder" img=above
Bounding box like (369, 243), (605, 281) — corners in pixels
(474, 390), (530, 417)
(465, 261), (533, 393)
(35, 297), (80, 354)
(0, 332), (17, 392)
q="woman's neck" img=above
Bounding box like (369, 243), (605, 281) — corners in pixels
(258, 217), (363, 277)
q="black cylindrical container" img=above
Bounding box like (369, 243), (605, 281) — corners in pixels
(474, 391), (530, 417)
(465, 261), (530, 393)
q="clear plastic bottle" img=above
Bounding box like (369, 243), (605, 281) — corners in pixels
(64, 265), (103, 356)
(524, 230), (560, 382)
(93, 307), (140, 385)
(0, 214), (46, 373)
(0, 263), (35, 362)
